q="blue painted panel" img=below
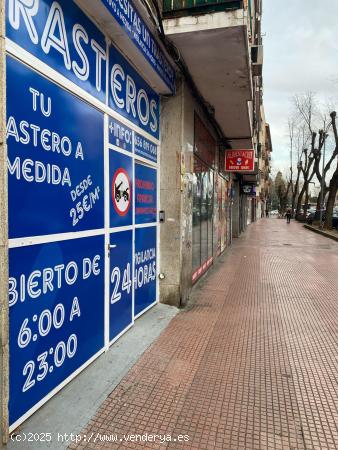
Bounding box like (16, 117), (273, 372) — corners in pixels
(108, 116), (133, 153)
(6, 0), (106, 102)
(135, 133), (157, 163)
(109, 45), (160, 140)
(109, 150), (133, 227)
(135, 227), (157, 316)
(9, 235), (105, 426)
(6, 56), (104, 238)
(135, 164), (157, 224)
(101, 0), (175, 93)
(109, 230), (133, 341)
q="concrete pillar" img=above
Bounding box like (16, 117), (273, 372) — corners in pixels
(159, 79), (184, 307)
(0, 0), (9, 444)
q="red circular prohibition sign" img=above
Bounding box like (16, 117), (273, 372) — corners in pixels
(112, 167), (132, 217)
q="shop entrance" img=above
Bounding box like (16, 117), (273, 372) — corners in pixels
(6, 0), (159, 431)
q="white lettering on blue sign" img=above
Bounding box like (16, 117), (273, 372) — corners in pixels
(7, 56), (104, 238)
(135, 133), (157, 162)
(108, 117), (133, 152)
(109, 45), (159, 139)
(7, 0), (161, 137)
(7, 0), (107, 102)
(9, 237), (105, 425)
(102, 0), (175, 93)
(9, 255), (101, 307)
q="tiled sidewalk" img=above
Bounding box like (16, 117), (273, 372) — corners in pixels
(70, 219), (338, 450)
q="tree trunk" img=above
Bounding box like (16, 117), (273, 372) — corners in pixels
(304, 185), (310, 217)
(316, 186), (328, 210)
(295, 184), (306, 219)
(324, 165), (338, 229)
(292, 167), (301, 215)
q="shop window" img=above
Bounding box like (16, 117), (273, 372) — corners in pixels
(207, 170), (214, 259)
(194, 114), (216, 168)
(192, 156), (215, 281)
(192, 158), (202, 272)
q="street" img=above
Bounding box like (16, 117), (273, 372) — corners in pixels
(69, 219), (338, 449)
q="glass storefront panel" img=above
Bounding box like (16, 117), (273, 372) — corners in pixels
(216, 175), (222, 256)
(207, 170), (214, 258)
(201, 167), (209, 265)
(192, 165), (201, 272)
(192, 113), (217, 282)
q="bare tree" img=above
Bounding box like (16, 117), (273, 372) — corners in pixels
(288, 118), (295, 207)
(291, 93), (335, 220)
(290, 94), (317, 218)
(295, 145), (316, 219)
(291, 125), (308, 214)
(324, 111), (338, 229)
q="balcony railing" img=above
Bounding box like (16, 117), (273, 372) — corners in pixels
(163, 0), (243, 17)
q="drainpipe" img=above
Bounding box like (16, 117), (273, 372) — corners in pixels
(0, 0), (9, 444)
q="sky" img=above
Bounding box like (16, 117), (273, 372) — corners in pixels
(262, 0), (338, 180)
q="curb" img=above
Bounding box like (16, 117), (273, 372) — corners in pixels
(304, 224), (338, 243)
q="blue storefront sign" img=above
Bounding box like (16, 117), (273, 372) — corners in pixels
(6, 56), (104, 238)
(135, 133), (157, 163)
(135, 227), (157, 316)
(109, 45), (160, 140)
(109, 230), (133, 341)
(6, 0), (161, 431)
(135, 163), (157, 224)
(9, 236), (105, 426)
(6, 0), (107, 102)
(101, 0), (175, 94)
(108, 116), (133, 153)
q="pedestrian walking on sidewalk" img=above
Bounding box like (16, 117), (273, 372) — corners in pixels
(286, 209), (291, 224)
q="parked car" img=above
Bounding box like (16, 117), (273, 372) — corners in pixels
(306, 209), (325, 225)
(306, 208), (316, 218)
(306, 209), (338, 229)
(270, 210), (278, 216)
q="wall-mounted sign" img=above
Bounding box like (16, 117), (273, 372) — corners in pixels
(135, 164), (157, 224)
(109, 230), (133, 342)
(101, 0), (175, 94)
(109, 45), (160, 140)
(135, 226), (157, 316)
(6, 0), (107, 102)
(9, 236), (105, 427)
(225, 150), (255, 172)
(6, 0), (161, 432)
(241, 184), (256, 196)
(112, 168), (132, 217)
(109, 151), (133, 227)
(135, 133), (157, 163)
(6, 56), (104, 239)
(108, 117), (133, 153)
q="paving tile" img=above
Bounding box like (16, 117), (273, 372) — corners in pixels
(69, 220), (338, 450)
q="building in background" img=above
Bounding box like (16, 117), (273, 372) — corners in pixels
(257, 110), (273, 217)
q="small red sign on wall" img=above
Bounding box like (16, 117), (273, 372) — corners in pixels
(225, 150), (255, 172)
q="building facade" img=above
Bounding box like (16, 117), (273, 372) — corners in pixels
(159, 0), (271, 306)
(0, 0), (272, 440)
